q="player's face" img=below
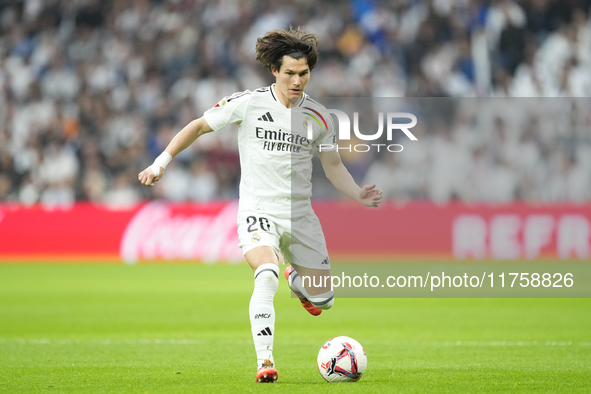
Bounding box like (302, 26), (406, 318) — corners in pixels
(272, 56), (310, 104)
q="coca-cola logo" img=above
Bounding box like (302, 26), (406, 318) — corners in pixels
(120, 202), (242, 263)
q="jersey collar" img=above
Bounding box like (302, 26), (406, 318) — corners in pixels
(270, 84), (306, 108)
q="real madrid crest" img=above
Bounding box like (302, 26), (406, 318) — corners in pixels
(251, 232), (261, 243)
(303, 117), (312, 130)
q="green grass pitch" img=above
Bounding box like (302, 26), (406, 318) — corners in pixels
(0, 263), (590, 393)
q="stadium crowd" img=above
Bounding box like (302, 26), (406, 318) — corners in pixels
(0, 0), (590, 208)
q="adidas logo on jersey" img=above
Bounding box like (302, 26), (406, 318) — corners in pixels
(257, 112), (274, 122)
(257, 327), (273, 336)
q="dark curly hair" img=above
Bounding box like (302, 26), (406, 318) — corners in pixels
(255, 27), (320, 73)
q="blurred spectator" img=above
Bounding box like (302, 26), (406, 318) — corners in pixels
(188, 159), (217, 202)
(103, 171), (141, 209)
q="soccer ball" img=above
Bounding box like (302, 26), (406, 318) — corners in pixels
(317, 336), (367, 382)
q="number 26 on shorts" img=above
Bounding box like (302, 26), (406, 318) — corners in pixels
(246, 216), (271, 233)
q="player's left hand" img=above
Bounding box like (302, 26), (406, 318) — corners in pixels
(359, 184), (383, 208)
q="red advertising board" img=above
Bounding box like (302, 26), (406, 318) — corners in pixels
(0, 202), (242, 262)
(0, 201), (590, 262)
(314, 201), (591, 260)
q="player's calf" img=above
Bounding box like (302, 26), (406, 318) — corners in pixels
(250, 264), (279, 369)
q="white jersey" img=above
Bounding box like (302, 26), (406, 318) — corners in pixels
(203, 84), (336, 218)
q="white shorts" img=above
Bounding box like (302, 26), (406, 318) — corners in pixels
(237, 209), (331, 270)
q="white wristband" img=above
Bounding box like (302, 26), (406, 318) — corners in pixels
(150, 152), (172, 177)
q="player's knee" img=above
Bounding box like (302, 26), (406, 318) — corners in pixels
(253, 263), (279, 291)
(310, 294), (334, 310)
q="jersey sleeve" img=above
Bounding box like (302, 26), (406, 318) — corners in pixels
(203, 90), (252, 131)
(313, 109), (337, 151)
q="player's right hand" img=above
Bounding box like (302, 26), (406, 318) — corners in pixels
(138, 166), (164, 187)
